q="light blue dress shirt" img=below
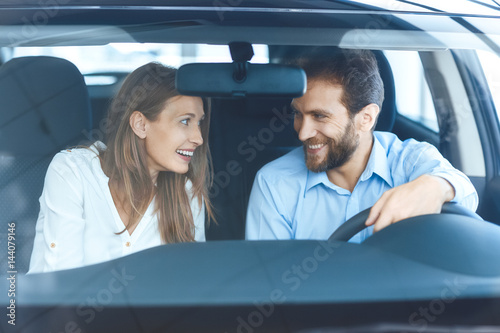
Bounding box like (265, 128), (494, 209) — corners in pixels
(245, 132), (479, 243)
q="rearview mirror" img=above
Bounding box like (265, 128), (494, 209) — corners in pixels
(176, 63), (306, 98)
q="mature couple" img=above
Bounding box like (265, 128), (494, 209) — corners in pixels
(29, 49), (477, 273)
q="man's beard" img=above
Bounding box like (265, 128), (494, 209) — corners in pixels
(303, 120), (359, 173)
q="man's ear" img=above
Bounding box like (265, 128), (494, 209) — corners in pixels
(357, 103), (380, 132)
(129, 111), (148, 139)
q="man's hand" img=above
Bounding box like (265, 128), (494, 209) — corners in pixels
(365, 174), (456, 232)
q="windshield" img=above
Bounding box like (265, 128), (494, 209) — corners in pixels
(1, 2), (500, 332)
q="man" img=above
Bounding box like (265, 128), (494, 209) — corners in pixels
(245, 49), (478, 242)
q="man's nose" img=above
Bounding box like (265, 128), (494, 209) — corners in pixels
(296, 117), (317, 142)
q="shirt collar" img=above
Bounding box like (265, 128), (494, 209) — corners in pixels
(304, 134), (393, 193)
(359, 134), (393, 187)
(305, 168), (332, 194)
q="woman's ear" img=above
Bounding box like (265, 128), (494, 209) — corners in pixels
(357, 103), (380, 132)
(129, 111), (147, 139)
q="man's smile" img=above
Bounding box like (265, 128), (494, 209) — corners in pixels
(306, 143), (327, 154)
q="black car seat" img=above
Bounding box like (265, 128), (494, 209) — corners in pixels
(206, 49), (396, 240)
(0, 56), (92, 273)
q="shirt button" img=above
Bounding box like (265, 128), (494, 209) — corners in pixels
(50, 243), (56, 248)
(125, 242), (131, 247)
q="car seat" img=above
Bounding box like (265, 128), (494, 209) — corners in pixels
(0, 56), (92, 273)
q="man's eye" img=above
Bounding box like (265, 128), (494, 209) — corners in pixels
(292, 110), (301, 118)
(313, 113), (326, 119)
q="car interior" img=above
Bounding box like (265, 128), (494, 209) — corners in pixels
(1, 43), (499, 276)
(1, 2), (500, 332)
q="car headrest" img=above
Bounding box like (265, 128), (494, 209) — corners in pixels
(372, 50), (396, 132)
(0, 56), (92, 156)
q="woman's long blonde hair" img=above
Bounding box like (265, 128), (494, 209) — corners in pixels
(99, 62), (214, 243)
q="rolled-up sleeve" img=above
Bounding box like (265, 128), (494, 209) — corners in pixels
(28, 153), (85, 273)
(406, 142), (479, 212)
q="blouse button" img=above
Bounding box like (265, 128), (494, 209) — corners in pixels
(125, 242), (131, 247)
(50, 242), (56, 248)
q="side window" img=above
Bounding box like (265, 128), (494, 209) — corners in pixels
(384, 50), (439, 132)
(477, 49), (500, 126)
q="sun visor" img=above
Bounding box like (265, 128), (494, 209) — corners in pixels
(176, 62), (306, 98)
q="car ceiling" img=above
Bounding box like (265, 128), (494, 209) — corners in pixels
(0, 0), (499, 14)
(0, 0), (499, 53)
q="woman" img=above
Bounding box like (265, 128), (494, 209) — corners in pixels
(29, 62), (214, 273)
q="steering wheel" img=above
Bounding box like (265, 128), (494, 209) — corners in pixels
(328, 202), (481, 242)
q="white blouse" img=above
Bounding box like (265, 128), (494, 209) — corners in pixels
(28, 142), (205, 274)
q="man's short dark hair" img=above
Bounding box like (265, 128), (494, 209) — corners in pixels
(291, 48), (384, 119)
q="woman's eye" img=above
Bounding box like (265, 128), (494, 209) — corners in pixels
(181, 118), (189, 125)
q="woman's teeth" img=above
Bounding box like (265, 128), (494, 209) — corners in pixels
(176, 150), (193, 157)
